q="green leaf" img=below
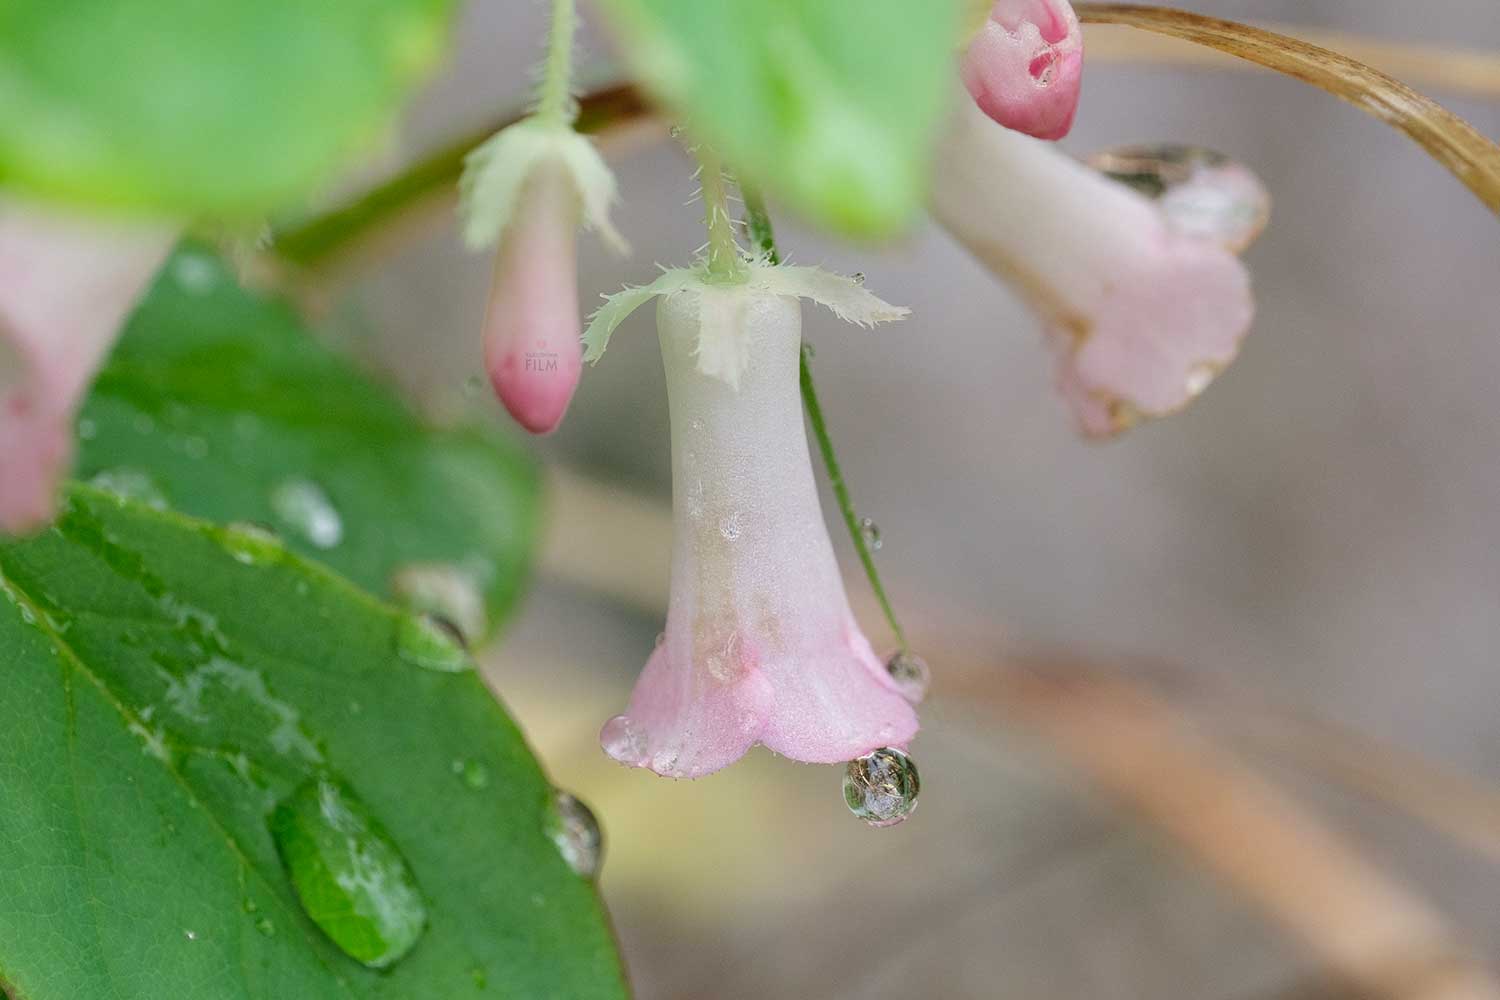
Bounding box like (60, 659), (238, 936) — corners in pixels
(0, 486), (628, 999)
(0, 0), (454, 216)
(75, 244), (538, 640)
(594, 0), (964, 237)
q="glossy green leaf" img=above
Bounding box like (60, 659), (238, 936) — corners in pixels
(76, 244), (538, 640)
(594, 0), (964, 237)
(0, 0), (454, 216)
(0, 486), (629, 999)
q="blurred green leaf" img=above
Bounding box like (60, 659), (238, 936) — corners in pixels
(594, 0), (963, 237)
(76, 245), (538, 640)
(0, 0), (455, 216)
(0, 486), (629, 999)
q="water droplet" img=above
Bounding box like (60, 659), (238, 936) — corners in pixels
(1185, 361), (1220, 398)
(718, 513), (743, 541)
(858, 516), (882, 551)
(669, 124), (684, 139)
(548, 790), (603, 879)
(77, 417), (97, 441)
(184, 929), (199, 942)
(851, 272), (865, 285)
(173, 252), (219, 294)
(1087, 144), (1271, 254)
(395, 613), (472, 673)
(600, 714), (647, 765)
(89, 468), (169, 510)
(255, 916), (275, 937)
(242, 898), (258, 914)
(270, 478), (343, 549)
(800, 342), (816, 360)
(270, 777), (428, 969)
(451, 758), (490, 790)
(843, 747), (920, 828)
(884, 650), (931, 704)
(390, 563), (487, 645)
(221, 521), (284, 565)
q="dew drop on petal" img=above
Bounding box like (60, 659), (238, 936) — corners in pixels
(851, 272), (865, 285)
(270, 478), (343, 549)
(548, 789), (603, 879)
(883, 650), (931, 704)
(844, 747), (920, 828)
(600, 714), (647, 765)
(395, 613), (473, 673)
(269, 777), (427, 969)
(1185, 361), (1220, 398)
(89, 468), (169, 510)
(858, 516), (882, 551)
(1087, 144), (1271, 254)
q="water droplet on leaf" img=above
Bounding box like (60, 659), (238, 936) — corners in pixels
(395, 613), (473, 673)
(270, 478), (343, 549)
(844, 747), (920, 828)
(255, 916), (275, 937)
(883, 650), (930, 704)
(270, 777), (427, 969)
(858, 516), (882, 551)
(548, 790), (603, 878)
(77, 417), (97, 441)
(89, 468), (169, 511)
(221, 521), (284, 565)
(1087, 144), (1270, 253)
(451, 758), (490, 790)
(390, 563), (486, 645)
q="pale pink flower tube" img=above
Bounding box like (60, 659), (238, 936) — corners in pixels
(931, 100), (1255, 436)
(600, 290), (918, 778)
(0, 201), (173, 534)
(481, 162), (583, 435)
(962, 0), (1084, 140)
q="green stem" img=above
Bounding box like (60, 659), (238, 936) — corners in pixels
(694, 143), (743, 280)
(743, 187), (909, 651)
(536, 0), (578, 124)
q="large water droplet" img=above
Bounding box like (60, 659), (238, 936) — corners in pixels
(548, 790), (603, 878)
(89, 468), (169, 511)
(270, 777), (427, 969)
(395, 613), (473, 673)
(883, 650), (930, 704)
(270, 478), (343, 549)
(843, 747), (920, 828)
(1087, 144), (1270, 254)
(600, 714), (647, 765)
(221, 521), (284, 565)
(390, 563), (486, 645)
(858, 516), (883, 551)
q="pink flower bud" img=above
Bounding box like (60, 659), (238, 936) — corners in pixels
(0, 201), (172, 534)
(931, 101), (1255, 436)
(482, 162), (584, 435)
(961, 0), (1084, 141)
(600, 289), (917, 778)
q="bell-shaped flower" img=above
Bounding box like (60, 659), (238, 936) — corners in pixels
(961, 0), (1084, 140)
(584, 262), (916, 777)
(930, 100), (1256, 436)
(0, 199), (173, 534)
(460, 118), (625, 434)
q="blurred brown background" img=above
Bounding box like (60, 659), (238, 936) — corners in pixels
(314, 2), (1500, 996)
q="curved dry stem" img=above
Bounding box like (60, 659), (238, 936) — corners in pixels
(1076, 4), (1500, 217)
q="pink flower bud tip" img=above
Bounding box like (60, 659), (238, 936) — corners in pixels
(482, 162), (584, 435)
(962, 0), (1084, 141)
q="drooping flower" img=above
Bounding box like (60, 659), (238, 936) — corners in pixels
(585, 263), (916, 778)
(460, 118), (625, 434)
(930, 99), (1256, 436)
(961, 0), (1084, 140)
(0, 199), (173, 534)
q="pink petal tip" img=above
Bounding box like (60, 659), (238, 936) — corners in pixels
(961, 0), (1085, 140)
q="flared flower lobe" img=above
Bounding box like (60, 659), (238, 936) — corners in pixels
(962, 0), (1084, 140)
(602, 289), (917, 778)
(481, 163), (583, 434)
(0, 201), (172, 533)
(931, 100), (1254, 436)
